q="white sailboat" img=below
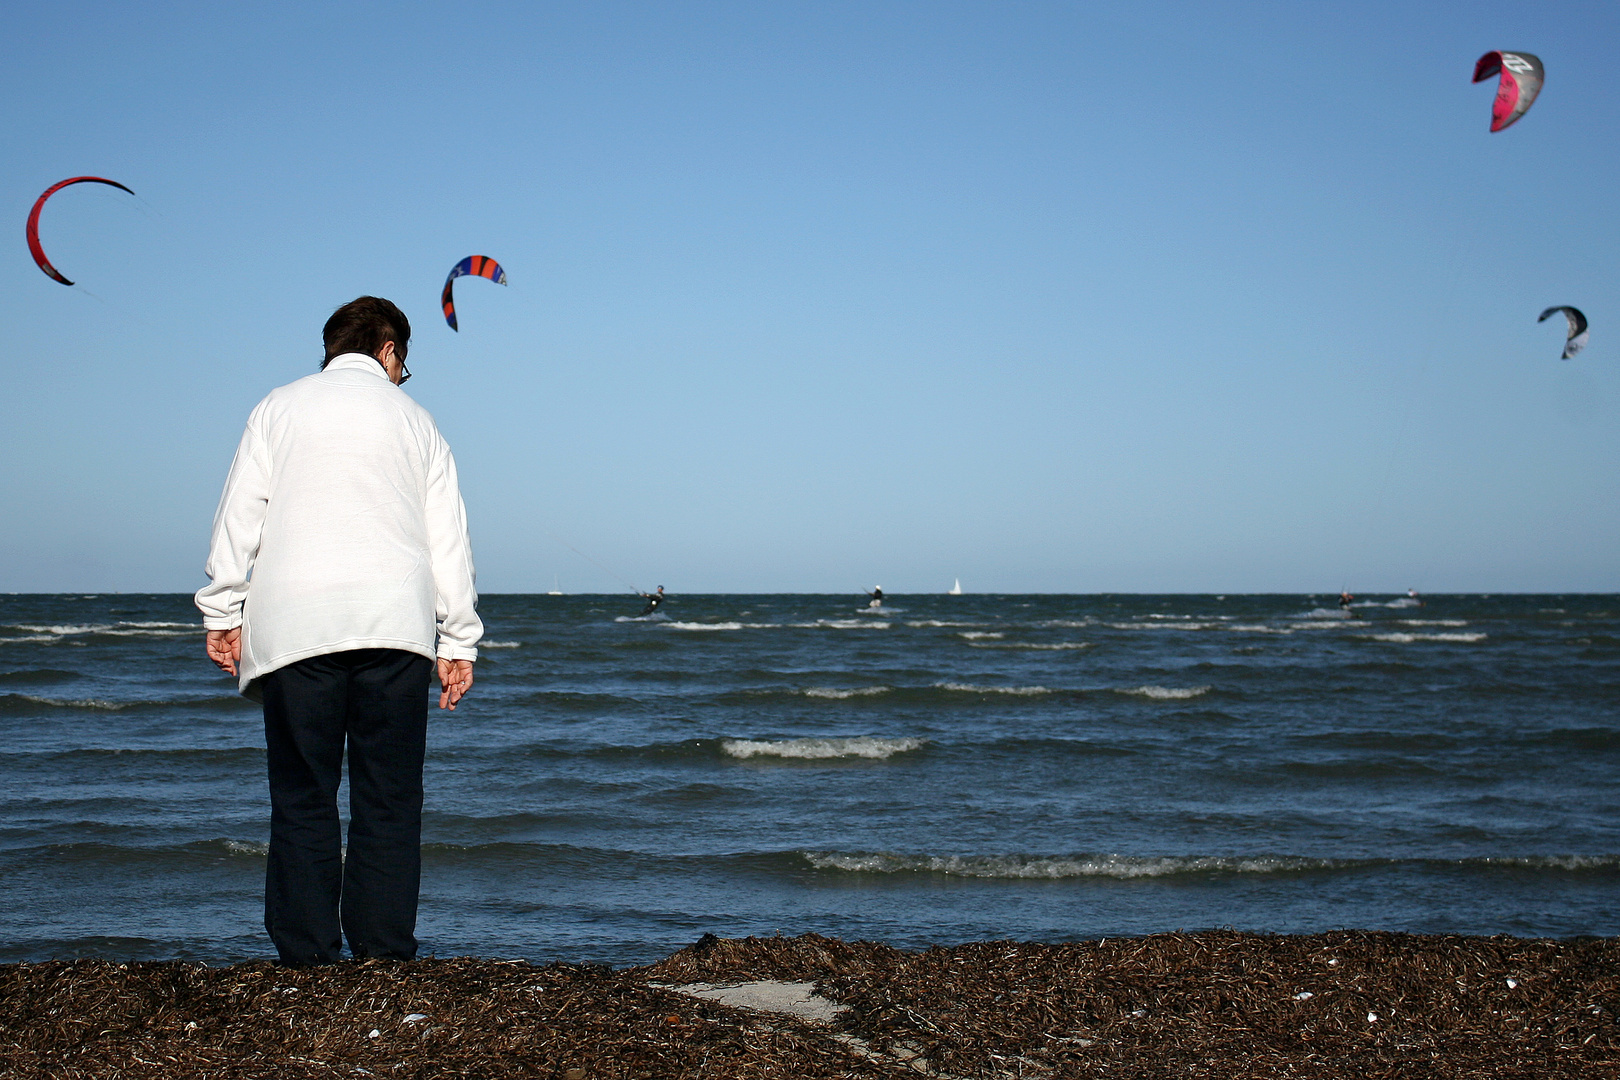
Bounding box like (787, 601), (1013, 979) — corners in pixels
(547, 574), (563, 596)
(947, 578), (962, 595)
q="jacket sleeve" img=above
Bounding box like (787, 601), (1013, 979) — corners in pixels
(195, 405), (273, 630)
(425, 430), (482, 661)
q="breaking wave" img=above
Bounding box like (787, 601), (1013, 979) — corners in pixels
(1, 693), (125, 711)
(803, 686), (893, 699)
(0, 692), (250, 714)
(720, 737), (925, 760)
(801, 852), (1620, 879)
(4, 623), (199, 638)
(803, 852), (1346, 878)
(935, 682), (1054, 696)
(969, 641), (1091, 651)
(1362, 632), (1487, 644)
(1115, 685), (1212, 700)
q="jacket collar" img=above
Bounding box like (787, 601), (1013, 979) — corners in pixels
(325, 352), (392, 381)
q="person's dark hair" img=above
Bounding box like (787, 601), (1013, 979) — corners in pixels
(321, 296), (410, 368)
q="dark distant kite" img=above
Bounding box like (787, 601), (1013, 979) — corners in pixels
(1538, 306), (1588, 360)
(1473, 51), (1544, 132)
(441, 255), (507, 331)
(26, 176), (136, 286)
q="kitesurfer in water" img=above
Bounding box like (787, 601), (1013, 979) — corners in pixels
(1339, 591), (1355, 611)
(638, 586), (665, 617)
(1408, 588), (1424, 606)
(866, 586), (884, 609)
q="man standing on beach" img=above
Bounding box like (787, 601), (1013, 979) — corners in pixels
(195, 296), (482, 965)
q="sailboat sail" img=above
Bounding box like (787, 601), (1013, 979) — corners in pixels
(948, 578), (962, 595)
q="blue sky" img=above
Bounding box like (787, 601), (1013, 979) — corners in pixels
(1, 1), (1616, 593)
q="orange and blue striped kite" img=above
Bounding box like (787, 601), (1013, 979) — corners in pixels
(441, 255), (507, 331)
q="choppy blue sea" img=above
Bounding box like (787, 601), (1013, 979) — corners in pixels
(1, 592), (1616, 966)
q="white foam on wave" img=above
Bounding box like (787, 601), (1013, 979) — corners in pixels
(969, 641), (1092, 651)
(906, 620), (981, 628)
(721, 736), (924, 760)
(103, 629), (197, 637)
(1106, 621), (1222, 632)
(803, 852), (1338, 879)
(1477, 855), (1620, 871)
(936, 682), (1053, 696)
(0, 636), (59, 646)
(9, 693), (125, 710)
(1116, 685), (1212, 700)
(10, 622), (200, 637)
(223, 839), (270, 856)
(663, 621), (746, 631)
(1038, 619), (1097, 629)
(11, 624), (113, 635)
(1363, 632), (1487, 644)
(803, 686), (893, 699)
(1298, 609), (1355, 621)
(957, 631), (1004, 640)
(481, 641), (522, 648)
(794, 619), (891, 630)
(1396, 620), (1468, 627)
(1228, 624), (1293, 634)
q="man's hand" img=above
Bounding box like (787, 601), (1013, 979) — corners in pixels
(437, 658), (474, 710)
(206, 628), (241, 677)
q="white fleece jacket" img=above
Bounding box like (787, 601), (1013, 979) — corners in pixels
(195, 353), (482, 692)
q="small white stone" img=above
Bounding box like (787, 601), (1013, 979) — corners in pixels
(403, 1014), (428, 1023)
(1506, 978), (1518, 989)
(368, 1028), (381, 1039)
(1294, 992), (1313, 1001)
(1130, 1009), (1147, 1017)
(1367, 1012), (1378, 1023)
(1327, 958), (1340, 966)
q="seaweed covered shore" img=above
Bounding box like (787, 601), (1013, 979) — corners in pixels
(2, 931), (1616, 1078)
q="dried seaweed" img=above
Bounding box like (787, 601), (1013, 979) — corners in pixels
(646, 930), (1620, 1078)
(0, 955), (901, 1079)
(3, 931), (1616, 1079)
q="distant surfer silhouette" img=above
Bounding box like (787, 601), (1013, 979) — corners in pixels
(1338, 591), (1354, 611)
(1408, 588), (1424, 606)
(638, 586), (665, 617)
(866, 586), (884, 609)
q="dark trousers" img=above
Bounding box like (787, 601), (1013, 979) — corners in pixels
(260, 648), (432, 965)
